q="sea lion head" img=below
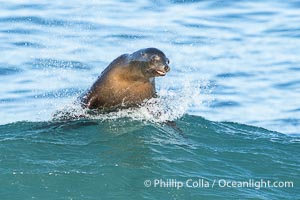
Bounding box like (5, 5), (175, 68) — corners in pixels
(131, 48), (170, 78)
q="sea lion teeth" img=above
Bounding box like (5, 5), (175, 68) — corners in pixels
(155, 70), (166, 76)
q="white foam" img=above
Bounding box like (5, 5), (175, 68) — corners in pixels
(52, 80), (212, 123)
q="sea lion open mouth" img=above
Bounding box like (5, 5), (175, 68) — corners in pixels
(152, 65), (170, 76)
(154, 69), (167, 76)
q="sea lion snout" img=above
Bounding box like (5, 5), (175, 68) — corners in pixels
(163, 58), (171, 73)
(147, 52), (170, 77)
(156, 59), (170, 76)
(164, 65), (170, 72)
(148, 61), (170, 76)
(150, 65), (170, 76)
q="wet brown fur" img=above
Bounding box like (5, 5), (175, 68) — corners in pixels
(81, 48), (170, 110)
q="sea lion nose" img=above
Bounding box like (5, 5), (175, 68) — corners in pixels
(164, 65), (170, 72)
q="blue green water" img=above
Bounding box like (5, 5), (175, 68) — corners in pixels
(0, 116), (299, 199)
(1, 0), (300, 199)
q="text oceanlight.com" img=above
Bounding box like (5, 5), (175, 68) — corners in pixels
(143, 179), (294, 190)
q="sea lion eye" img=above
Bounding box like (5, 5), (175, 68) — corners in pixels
(151, 55), (160, 61)
(166, 59), (170, 64)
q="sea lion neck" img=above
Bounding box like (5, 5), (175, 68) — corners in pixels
(118, 61), (151, 82)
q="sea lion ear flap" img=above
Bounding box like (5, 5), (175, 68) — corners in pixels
(150, 54), (160, 63)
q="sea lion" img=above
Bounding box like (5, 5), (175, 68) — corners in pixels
(80, 48), (170, 110)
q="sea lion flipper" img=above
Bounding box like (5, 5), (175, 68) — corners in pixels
(164, 120), (185, 137)
(87, 96), (99, 109)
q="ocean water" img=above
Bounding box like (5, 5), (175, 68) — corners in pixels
(0, 0), (299, 199)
